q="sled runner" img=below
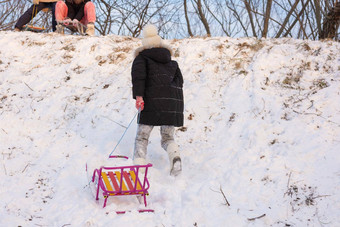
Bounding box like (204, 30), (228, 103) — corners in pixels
(22, 6), (50, 33)
(22, 25), (45, 33)
(92, 155), (153, 211)
(57, 20), (87, 36)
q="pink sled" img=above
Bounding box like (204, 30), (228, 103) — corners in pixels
(92, 155), (153, 212)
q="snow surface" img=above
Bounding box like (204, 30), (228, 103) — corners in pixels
(0, 31), (340, 227)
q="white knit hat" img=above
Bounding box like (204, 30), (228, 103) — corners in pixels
(142, 24), (162, 47)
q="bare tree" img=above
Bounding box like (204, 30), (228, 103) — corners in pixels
(190, 0), (211, 36)
(196, 0), (211, 36)
(1, 0), (338, 40)
(282, 0), (311, 37)
(262, 0), (273, 37)
(202, 0), (231, 36)
(0, 0), (28, 30)
(150, 1), (182, 39)
(275, 0), (300, 38)
(244, 0), (257, 37)
(0, 0), (55, 31)
(320, 1), (340, 40)
(313, 0), (323, 36)
(184, 0), (194, 36)
(94, 0), (172, 37)
(226, 0), (251, 37)
(95, 0), (120, 36)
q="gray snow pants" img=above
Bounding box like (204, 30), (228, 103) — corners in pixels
(134, 124), (176, 160)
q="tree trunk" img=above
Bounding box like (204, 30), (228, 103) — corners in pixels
(184, 0), (194, 37)
(313, 0), (323, 38)
(262, 0), (273, 38)
(320, 1), (340, 40)
(196, 0), (211, 36)
(244, 0), (257, 37)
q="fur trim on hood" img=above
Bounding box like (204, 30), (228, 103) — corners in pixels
(134, 43), (173, 58)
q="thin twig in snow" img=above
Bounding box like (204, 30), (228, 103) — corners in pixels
(30, 100), (34, 112)
(312, 195), (331, 199)
(307, 100), (314, 110)
(24, 82), (34, 91)
(219, 186), (231, 206)
(292, 109), (322, 116)
(1, 128), (7, 134)
(247, 214), (266, 221)
(284, 171), (293, 198)
(210, 186), (230, 206)
(318, 115), (340, 127)
(233, 49), (242, 57)
(293, 110), (340, 126)
(22, 163), (30, 173)
(287, 171), (292, 188)
(3, 164), (7, 175)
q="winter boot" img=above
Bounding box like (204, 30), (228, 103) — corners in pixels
(86, 23), (95, 36)
(167, 143), (182, 176)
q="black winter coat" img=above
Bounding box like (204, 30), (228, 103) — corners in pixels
(131, 47), (184, 127)
(66, 0), (90, 21)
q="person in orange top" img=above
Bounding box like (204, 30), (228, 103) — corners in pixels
(55, 0), (96, 36)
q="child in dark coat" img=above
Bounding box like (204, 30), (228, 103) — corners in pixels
(131, 24), (184, 176)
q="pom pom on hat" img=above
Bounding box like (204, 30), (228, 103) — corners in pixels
(143, 24), (158, 38)
(142, 24), (162, 47)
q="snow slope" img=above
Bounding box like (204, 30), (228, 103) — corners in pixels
(0, 31), (340, 227)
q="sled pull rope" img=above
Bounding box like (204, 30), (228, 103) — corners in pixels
(108, 109), (141, 159)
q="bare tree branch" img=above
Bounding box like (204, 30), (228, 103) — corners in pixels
(283, 0), (311, 37)
(275, 0), (300, 38)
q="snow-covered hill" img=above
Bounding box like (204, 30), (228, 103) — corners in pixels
(0, 31), (339, 226)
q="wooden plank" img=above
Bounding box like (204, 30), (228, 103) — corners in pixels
(123, 171), (134, 191)
(108, 171), (120, 191)
(101, 172), (113, 191)
(129, 170), (142, 190)
(115, 171), (128, 191)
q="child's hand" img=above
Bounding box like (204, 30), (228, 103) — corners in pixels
(63, 18), (72, 25)
(136, 96), (144, 111)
